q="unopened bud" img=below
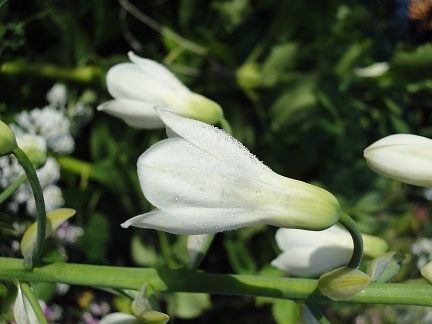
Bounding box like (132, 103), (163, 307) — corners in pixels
(318, 267), (371, 301)
(0, 120), (17, 156)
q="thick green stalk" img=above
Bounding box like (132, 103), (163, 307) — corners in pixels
(12, 148), (46, 267)
(338, 213), (363, 269)
(20, 282), (48, 324)
(1, 257), (432, 306)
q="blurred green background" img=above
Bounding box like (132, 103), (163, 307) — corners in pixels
(1, 0), (432, 322)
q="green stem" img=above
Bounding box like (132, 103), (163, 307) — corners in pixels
(338, 213), (363, 269)
(1, 257), (432, 306)
(19, 282), (48, 324)
(12, 148), (46, 268)
(0, 173), (26, 204)
(0, 61), (103, 85)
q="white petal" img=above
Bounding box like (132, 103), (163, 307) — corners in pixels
(14, 285), (39, 324)
(121, 207), (267, 234)
(155, 107), (277, 185)
(138, 138), (269, 209)
(365, 134), (432, 149)
(364, 134), (432, 187)
(271, 245), (352, 276)
(128, 52), (190, 92)
(97, 99), (164, 129)
(99, 312), (140, 324)
(354, 62), (389, 77)
(275, 226), (351, 251)
(106, 63), (180, 104)
(187, 234), (209, 267)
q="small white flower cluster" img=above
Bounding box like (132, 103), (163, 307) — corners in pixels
(411, 238), (432, 269)
(0, 84), (93, 216)
(4, 157), (64, 216)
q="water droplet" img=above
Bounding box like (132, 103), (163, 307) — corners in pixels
(256, 190), (262, 197)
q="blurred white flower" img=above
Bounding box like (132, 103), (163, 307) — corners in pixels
(364, 134), (432, 187)
(354, 62), (389, 77)
(97, 52), (223, 128)
(271, 225), (388, 276)
(99, 312), (141, 324)
(14, 106), (74, 154)
(122, 108), (340, 234)
(46, 83), (68, 107)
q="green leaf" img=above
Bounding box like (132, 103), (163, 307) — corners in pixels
(79, 212), (110, 263)
(367, 251), (405, 283)
(261, 43), (297, 87)
(167, 292), (211, 319)
(131, 234), (159, 267)
(224, 237), (256, 275)
(272, 299), (299, 324)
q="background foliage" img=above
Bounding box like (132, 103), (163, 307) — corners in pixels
(1, 0), (432, 322)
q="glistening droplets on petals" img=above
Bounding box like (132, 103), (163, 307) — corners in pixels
(123, 108), (341, 234)
(138, 138), (264, 210)
(156, 107), (274, 183)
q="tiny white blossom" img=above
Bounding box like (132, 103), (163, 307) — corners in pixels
(46, 83), (68, 107)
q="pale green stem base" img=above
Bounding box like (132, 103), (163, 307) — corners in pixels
(2, 257), (432, 306)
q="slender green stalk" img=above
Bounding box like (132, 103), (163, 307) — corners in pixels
(1, 257), (432, 306)
(20, 282), (48, 324)
(12, 148), (46, 267)
(338, 213), (363, 269)
(0, 61), (102, 85)
(0, 173), (26, 204)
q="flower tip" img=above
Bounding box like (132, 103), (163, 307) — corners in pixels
(120, 221), (130, 229)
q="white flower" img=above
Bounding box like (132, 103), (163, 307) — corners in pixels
(97, 52), (223, 128)
(122, 108), (340, 234)
(13, 285), (39, 324)
(354, 62), (389, 77)
(46, 83), (67, 107)
(99, 312), (141, 324)
(364, 134), (432, 187)
(271, 225), (388, 276)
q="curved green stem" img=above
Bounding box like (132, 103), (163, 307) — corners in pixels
(0, 173), (26, 204)
(12, 148), (46, 268)
(1, 257), (432, 306)
(20, 282), (48, 324)
(338, 213), (363, 269)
